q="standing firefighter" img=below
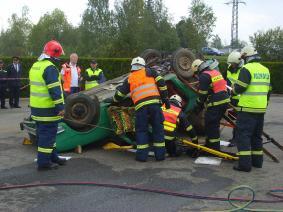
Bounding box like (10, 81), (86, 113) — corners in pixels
(226, 51), (243, 145)
(0, 60), (8, 109)
(84, 59), (106, 90)
(162, 94), (198, 157)
(29, 40), (66, 171)
(191, 59), (230, 151)
(111, 57), (170, 162)
(232, 46), (271, 172)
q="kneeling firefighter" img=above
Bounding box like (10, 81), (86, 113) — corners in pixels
(191, 59), (230, 151)
(162, 94), (198, 157)
(110, 57), (170, 162)
(29, 40), (66, 171)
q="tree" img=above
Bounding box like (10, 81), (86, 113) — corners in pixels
(79, 0), (115, 57)
(0, 6), (32, 56)
(176, 18), (203, 50)
(113, 0), (179, 56)
(250, 27), (283, 61)
(210, 35), (223, 49)
(28, 9), (78, 56)
(189, 0), (216, 44)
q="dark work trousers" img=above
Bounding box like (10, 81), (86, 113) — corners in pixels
(205, 103), (228, 150)
(9, 86), (20, 107)
(235, 112), (264, 170)
(70, 87), (80, 94)
(36, 122), (59, 167)
(135, 104), (165, 161)
(0, 87), (6, 107)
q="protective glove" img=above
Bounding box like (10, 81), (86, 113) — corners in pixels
(164, 99), (171, 109)
(104, 97), (114, 104)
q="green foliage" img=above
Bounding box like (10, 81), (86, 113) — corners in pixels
(210, 35), (223, 49)
(250, 27), (283, 61)
(28, 9), (79, 56)
(0, 6), (32, 56)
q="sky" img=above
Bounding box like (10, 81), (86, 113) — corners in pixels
(0, 0), (282, 45)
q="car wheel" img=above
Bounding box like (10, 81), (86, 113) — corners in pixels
(64, 93), (100, 131)
(172, 48), (196, 80)
(140, 49), (162, 65)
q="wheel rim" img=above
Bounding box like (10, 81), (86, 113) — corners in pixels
(71, 103), (88, 121)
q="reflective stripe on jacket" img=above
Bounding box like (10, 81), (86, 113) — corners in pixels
(128, 68), (160, 110)
(203, 69), (227, 93)
(237, 62), (270, 113)
(162, 104), (181, 140)
(85, 68), (102, 90)
(29, 60), (64, 122)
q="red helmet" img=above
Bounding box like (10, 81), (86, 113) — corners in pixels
(43, 40), (64, 58)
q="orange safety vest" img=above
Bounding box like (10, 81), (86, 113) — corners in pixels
(203, 70), (227, 93)
(162, 104), (181, 133)
(62, 63), (81, 92)
(128, 68), (160, 104)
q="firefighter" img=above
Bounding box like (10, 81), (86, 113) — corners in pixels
(191, 59), (230, 151)
(110, 56), (170, 162)
(162, 94), (198, 157)
(84, 60), (106, 90)
(29, 40), (66, 171)
(232, 46), (271, 172)
(226, 51), (244, 146)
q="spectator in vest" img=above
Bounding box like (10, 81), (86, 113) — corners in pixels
(6, 56), (22, 108)
(30, 40), (66, 171)
(232, 46), (271, 172)
(84, 59), (106, 90)
(108, 56), (170, 162)
(191, 59), (230, 151)
(61, 53), (81, 95)
(162, 94), (198, 157)
(0, 60), (8, 109)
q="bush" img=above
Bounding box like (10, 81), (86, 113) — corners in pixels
(0, 57), (282, 97)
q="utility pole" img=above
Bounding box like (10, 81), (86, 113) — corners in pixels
(225, 0), (246, 49)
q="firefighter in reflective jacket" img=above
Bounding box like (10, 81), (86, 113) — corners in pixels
(29, 40), (67, 171)
(191, 59), (230, 151)
(84, 59), (106, 90)
(162, 94), (198, 157)
(112, 57), (170, 162)
(226, 51), (244, 146)
(232, 46), (271, 172)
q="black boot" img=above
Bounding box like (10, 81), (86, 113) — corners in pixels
(53, 158), (67, 166)
(233, 165), (251, 172)
(37, 163), (59, 171)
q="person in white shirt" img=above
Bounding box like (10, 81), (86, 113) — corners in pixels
(61, 53), (81, 95)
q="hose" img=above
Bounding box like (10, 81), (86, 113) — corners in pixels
(0, 181), (283, 211)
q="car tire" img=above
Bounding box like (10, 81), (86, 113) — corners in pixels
(140, 49), (162, 65)
(172, 48), (196, 80)
(64, 93), (100, 131)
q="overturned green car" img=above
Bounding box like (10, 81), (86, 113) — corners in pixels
(21, 48), (203, 152)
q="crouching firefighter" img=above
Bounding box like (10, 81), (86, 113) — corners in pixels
(162, 94), (198, 157)
(191, 59), (230, 151)
(29, 40), (67, 171)
(109, 57), (170, 162)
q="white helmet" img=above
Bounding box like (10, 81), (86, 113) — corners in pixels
(227, 51), (241, 64)
(241, 46), (258, 57)
(131, 57), (145, 66)
(191, 59), (204, 73)
(170, 94), (182, 107)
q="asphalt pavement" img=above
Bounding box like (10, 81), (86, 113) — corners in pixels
(0, 97), (283, 212)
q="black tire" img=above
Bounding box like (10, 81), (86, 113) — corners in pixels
(172, 48), (196, 80)
(140, 49), (162, 65)
(64, 93), (100, 131)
